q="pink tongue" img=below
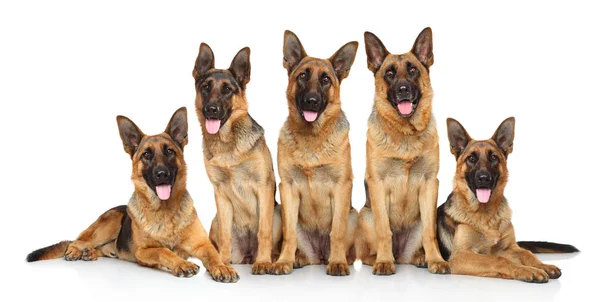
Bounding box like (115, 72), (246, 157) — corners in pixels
(397, 100), (413, 115)
(476, 188), (492, 203)
(303, 111), (318, 122)
(205, 119), (221, 134)
(156, 184), (172, 200)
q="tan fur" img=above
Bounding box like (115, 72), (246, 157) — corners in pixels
(27, 108), (239, 283)
(270, 31), (358, 276)
(438, 118), (562, 283)
(355, 29), (450, 275)
(193, 44), (282, 275)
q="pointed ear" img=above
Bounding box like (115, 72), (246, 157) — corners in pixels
(492, 117), (515, 157)
(165, 107), (188, 149)
(228, 47), (251, 89)
(117, 115), (144, 158)
(193, 43), (215, 80)
(283, 30), (307, 74)
(447, 118), (472, 159)
(364, 31), (389, 73)
(411, 27), (434, 68)
(329, 41), (358, 81)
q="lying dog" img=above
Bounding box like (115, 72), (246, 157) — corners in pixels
(26, 107), (239, 283)
(438, 117), (578, 282)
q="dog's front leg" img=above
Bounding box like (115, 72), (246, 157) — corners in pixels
(269, 181), (299, 275)
(214, 187), (233, 264)
(252, 183), (275, 275)
(369, 179), (395, 275)
(327, 179), (352, 276)
(418, 176), (450, 274)
(135, 246), (199, 278)
(182, 218), (239, 283)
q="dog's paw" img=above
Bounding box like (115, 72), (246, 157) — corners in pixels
(171, 261), (200, 278)
(269, 261), (293, 275)
(514, 266), (549, 283)
(294, 254), (310, 269)
(428, 260), (450, 274)
(372, 261), (395, 275)
(251, 261), (271, 275)
(209, 265), (239, 283)
(326, 262), (350, 276)
(409, 253), (427, 268)
(64, 244), (83, 261)
(81, 248), (98, 261)
(535, 264), (561, 279)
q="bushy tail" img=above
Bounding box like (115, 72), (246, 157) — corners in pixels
(517, 241), (579, 254)
(26, 241), (72, 262)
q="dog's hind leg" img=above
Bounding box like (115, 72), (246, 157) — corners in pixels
(64, 206), (126, 261)
(355, 206), (377, 266)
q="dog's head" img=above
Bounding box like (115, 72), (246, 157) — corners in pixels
(282, 30), (358, 124)
(117, 107), (188, 201)
(365, 28), (434, 130)
(447, 117), (515, 204)
(192, 43), (250, 135)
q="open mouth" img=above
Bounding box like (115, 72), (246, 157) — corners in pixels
(475, 187), (492, 203)
(205, 119), (222, 134)
(302, 110), (319, 122)
(396, 99), (419, 117)
(155, 184), (172, 200)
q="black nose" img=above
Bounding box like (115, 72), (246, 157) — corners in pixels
(306, 97), (318, 106)
(154, 168), (170, 182)
(477, 172), (492, 186)
(399, 86), (408, 93)
(203, 104), (221, 118)
(301, 95), (321, 111)
(207, 105), (219, 114)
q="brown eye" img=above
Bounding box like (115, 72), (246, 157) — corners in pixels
(298, 72), (306, 79)
(385, 70), (395, 78)
(223, 86), (232, 93)
(143, 152), (151, 160)
(490, 154), (499, 161)
(201, 84), (210, 91)
(322, 76), (330, 84)
(167, 148), (174, 155)
(467, 154), (477, 163)
(410, 67), (417, 73)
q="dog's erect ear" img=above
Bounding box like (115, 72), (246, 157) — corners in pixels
(283, 30), (307, 74)
(329, 41), (358, 81)
(411, 27), (434, 68)
(193, 43), (215, 80)
(228, 47), (251, 89)
(492, 117), (515, 157)
(165, 107), (188, 149)
(117, 115), (144, 158)
(364, 32), (389, 73)
(447, 118), (472, 159)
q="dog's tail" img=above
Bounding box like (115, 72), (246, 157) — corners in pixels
(26, 241), (72, 262)
(517, 241), (579, 254)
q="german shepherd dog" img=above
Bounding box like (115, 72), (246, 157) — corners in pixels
(438, 117), (578, 283)
(270, 30), (358, 276)
(26, 108), (239, 283)
(355, 28), (450, 275)
(192, 43), (282, 275)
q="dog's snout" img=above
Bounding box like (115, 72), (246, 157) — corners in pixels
(207, 105), (219, 114)
(203, 104), (222, 119)
(399, 86), (408, 92)
(301, 94), (322, 111)
(307, 97), (318, 106)
(154, 167), (170, 182)
(476, 171), (492, 186)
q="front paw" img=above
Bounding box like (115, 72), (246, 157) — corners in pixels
(209, 265), (239, 283)
(326, 262), (350, 276)
(535, 264), (561, 279)
(64, 244), (83, 261)
(269, 261), (293, 275)
(428, 260), (450, 274)
(513, 266), (549, 283)
(372, 261), (395, 275)
(172, 261), (200, 278)
(251, 261), (271, 275)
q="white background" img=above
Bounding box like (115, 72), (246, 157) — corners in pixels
(1, 0), (597, 301)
